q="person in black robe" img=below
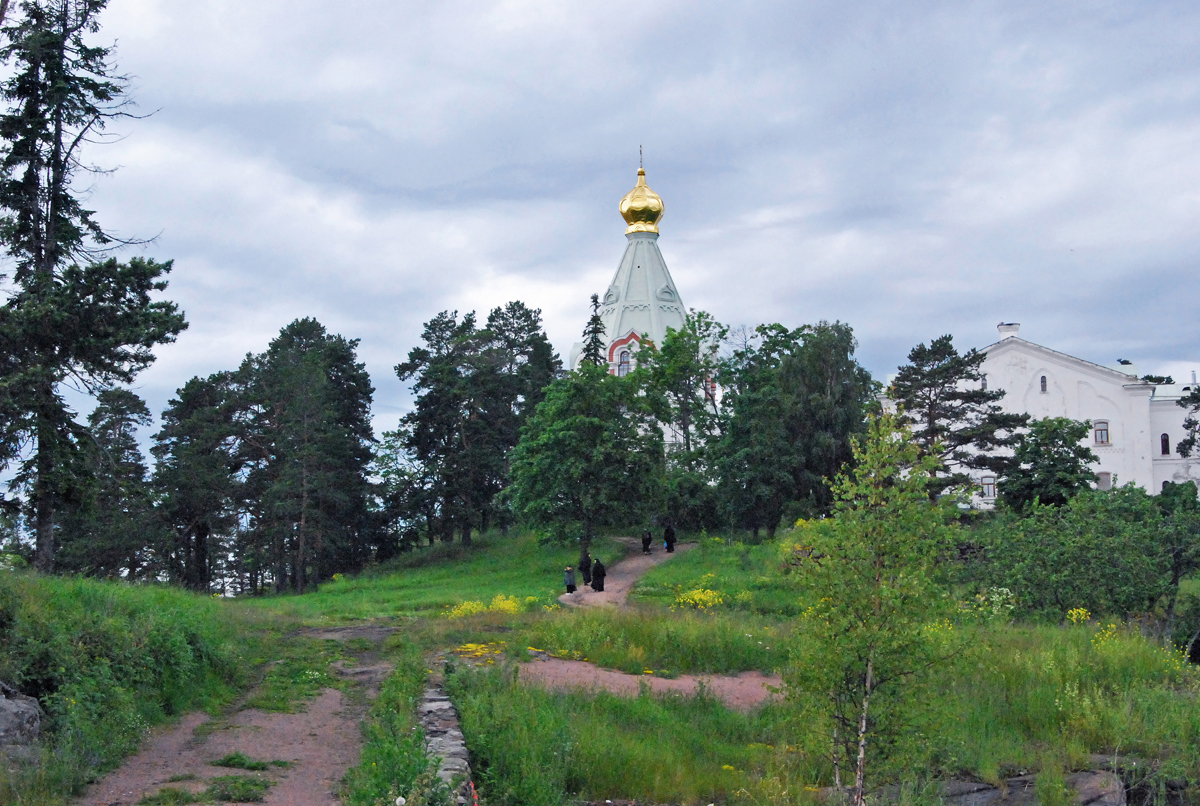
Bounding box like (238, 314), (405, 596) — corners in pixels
(664, 524), (676, 553)
(590, 559), (606, 592)
(564, 566), (576, 594)
(579, 551), (593, 586)
(641, 529), (652, 555)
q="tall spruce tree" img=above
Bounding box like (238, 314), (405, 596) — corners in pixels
(580, 293), (607, 367)
(889, 335), (1026, 497)
(241, 319), (374, 592)
(0, 0), (185, 570)
(55, 387), (154, 577)
(152, 373), (241, 592)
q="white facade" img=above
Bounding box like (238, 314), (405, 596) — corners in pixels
(974, 323), (1200, 499)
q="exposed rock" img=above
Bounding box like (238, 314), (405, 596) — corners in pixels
(821, 771), (1126, 806)
(0, 682), (42, 765)
(419, 683), (474, 805)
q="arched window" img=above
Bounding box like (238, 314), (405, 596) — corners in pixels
(1093, 420), (1110, 445)
(1162, 433), (1171, 455)
(617, 350), (631, 377)
(981, 375), (988, 391)
(1040, 375), (1047, 393)
(981, 476), (996, 498)
(1098, 472), (1113, 491)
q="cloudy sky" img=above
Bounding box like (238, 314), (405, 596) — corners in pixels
(78, 0), (1200, 432)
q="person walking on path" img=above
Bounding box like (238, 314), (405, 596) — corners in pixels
(579, 551), (593, 586)
(664, 524), (677, 553)
(641, 529), (652, 555)
(590, 559), (607, 592)
(564, 566), (577, 594)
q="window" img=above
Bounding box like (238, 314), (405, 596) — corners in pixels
(617, 350), (631, 377)
(1162, 433), (1171, 455)
(981, 374), (988, 391)
(1093, 420), (1110, 445)
(1098, 472), (1113, 491)
(1040, 375), (1047, 393)
(981, 476), (996, 498)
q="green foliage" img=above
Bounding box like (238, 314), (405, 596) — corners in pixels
(971, 487), (1195, 620)
(789, 412), (958, 801)
(0, 574), (242, 804)
(393, 302), (561, 546)
(152, 372), (241, 592)
(890, 334), (1027, 496)
(204, 774), (273, 802)
(525, 606), (789, 675)
(580, 293), (607, 367)
(999, 417), (1098, 511)
(509, 364), (664, 558)
(342, 636), (450, 806)
(448, 664), (786, 806)
(716, 321), (875, 536)
(137, 788), (204, 805)
(56, 388), (158, 578)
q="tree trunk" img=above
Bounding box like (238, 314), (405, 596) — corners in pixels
(33, 408), (55, 573)
(852, 657), (875, 806)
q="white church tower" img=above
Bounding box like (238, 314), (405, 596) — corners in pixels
(570, 167), (686, 374)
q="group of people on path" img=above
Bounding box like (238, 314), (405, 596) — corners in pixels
(564, 551), (606, 594)
(563, 526), (679, 595)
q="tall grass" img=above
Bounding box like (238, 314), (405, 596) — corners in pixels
(447, 664), (790, 806)
(0, 573), (243, 805)
(241, 533), (626, 623)
(525, 606), (790, 674)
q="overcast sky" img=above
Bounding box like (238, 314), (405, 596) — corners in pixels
(77, 0), (1200, 433)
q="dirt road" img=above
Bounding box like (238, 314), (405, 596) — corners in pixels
(559, 536), (694, 608)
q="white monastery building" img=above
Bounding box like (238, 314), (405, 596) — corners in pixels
(569, 167), (686, 373)
(974, 323), (1200, 501)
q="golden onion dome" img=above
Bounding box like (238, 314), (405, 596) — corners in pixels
(619, 167), (664, 234)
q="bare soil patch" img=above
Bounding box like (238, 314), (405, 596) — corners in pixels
(518, 656), (780, 712)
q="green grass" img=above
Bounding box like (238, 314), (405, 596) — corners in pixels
(342, 633), (451, 806)
(631, 535), (804, 616)
(523, 605), (790, 675)
(238, 532), (626, 623)
(0, 573), (246, 806)
(240, 636), (344, 712)
(446, 664), (792, 806)
(210, 752), (290, 771)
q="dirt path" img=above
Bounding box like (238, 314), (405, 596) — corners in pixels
(518, 656), (781, 712)
(76, 630), (394, 806)
(559, 536), (694, 608)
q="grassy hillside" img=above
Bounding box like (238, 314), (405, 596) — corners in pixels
(0, 574), (245, 805)
(239, 532), (626, 623)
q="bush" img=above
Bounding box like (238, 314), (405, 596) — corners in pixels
(0, 574), (243, 804)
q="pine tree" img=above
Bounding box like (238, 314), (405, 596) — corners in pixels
(152, 373), (241, 592)
(580, 293), (607, 367)
(0, 1), (186, 570)
(889, 335), (1027, 497)
(56, 388), (155, 578)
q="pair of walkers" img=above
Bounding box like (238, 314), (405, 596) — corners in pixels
(564, 551), (606, 594)
(641, 524), (677, 554)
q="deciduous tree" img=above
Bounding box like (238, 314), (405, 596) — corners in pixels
(998, 416), (1098, 511)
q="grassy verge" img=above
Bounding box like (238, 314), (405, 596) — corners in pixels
(446, 664), (791, 806)
(240, 532), (626, 623)
(0, 573), (246, 805)
(523, 606), (790, 675)
(631, 535), (803, 616)
(342, 633), (449, 806)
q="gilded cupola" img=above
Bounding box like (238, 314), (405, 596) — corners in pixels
(619, 167), (665, 234)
